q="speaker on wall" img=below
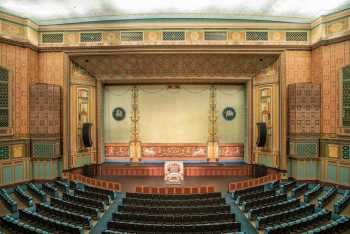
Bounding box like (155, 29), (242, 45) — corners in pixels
(82, 122), (93, 147)
(256, 122), (267, 147)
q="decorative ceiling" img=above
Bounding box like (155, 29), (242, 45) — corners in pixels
(0, 0), (349, 24)
(72, 54), (278, 81)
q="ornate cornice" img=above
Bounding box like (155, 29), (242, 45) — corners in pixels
(0, 8), (348, 50)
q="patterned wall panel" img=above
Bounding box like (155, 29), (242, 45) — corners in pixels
(218, 144), (244, 161)
(327, 164), (337, 182)
(2, 166), (12, 185)
(105, 143), (129, 161)
(288, 83), (320, 135)
(0, 145), (9, 160)
(341, 65), (350, 127)
(14, 164), (23, 182)
(289, 142), (319, 157)
(339, 166), (349, 185)
(341, 145), (350, 160)
(317, 41), (350, 135)
(288, 158), (318, 180)
(31, 140), (60, 158)
(285, 51), (312, 85)
(0, 67), (9, 128)
(32, 159), (61, 180)
(30, 83), (61, 137)
(141, 144), (207, 161)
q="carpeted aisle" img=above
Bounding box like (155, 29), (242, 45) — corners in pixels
(90, 192), (124, 234)
(225, 193), (258, 234)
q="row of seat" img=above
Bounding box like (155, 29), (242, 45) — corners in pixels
(107, 220), (240, 233)
(231, 185), (264, 200)
(122, 197), (225, 207)
(264, 209), (332, 234)
(113, 212), (234, 225)
(291, 183), (308, 197)
(305, 216), (350, 234)
(317, 187), (337, 208)
(242, 193), (287, 211)
(62, 192), (105, 211)
(119, 204), (231, 215)
(304, 184), (323, 203)
(28, 183), (47, 202)
(249, 198), (300, 219)
(126, 192), (222, 200)
(334, 190), (350, 214)
(0, 188), (17, 213)
(280, 180), (296, 193)
(103, 230), (245, 234)
(235, 190), (275, 205)
(42, 183), (59, 197)
(15, 186), (33, 207)
(74, 188), (111, 205)
(19, 209), (83, 234)
(256, 203), (315, 229)
(0, 215), (48, 234)
(36, 203), (92, 229)
(50, 196), (99, 219)
(54, 180), (69, 193)
(84, 184), (116, 200)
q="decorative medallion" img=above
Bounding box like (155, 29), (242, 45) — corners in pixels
(190, 32), (200, 41)
(113, 107), (126, 121)
(223, 107), (236, 121)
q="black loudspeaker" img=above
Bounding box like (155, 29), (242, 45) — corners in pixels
(256, 122), (267, 147)
(82, 122), (93, 147)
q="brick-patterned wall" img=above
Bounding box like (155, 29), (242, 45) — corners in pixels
(285, 51), (312, 85)
(311, 47), (323, 84)
(288, 83), (321, 135)
(0, 43), (39, 137)
(29, 84), (61, 137)
(38, 52), (65, 86)
(312, 41), (350, 135)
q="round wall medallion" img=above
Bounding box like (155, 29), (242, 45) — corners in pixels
(112, 107), (126, 121)
(223, 107), (236, 121)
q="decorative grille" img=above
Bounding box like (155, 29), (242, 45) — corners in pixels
(0, 146), (9, 160)
(246, 31), (268, 41)
(32, 143), (55, 157)
(80, 33), (102, 42)
(41, 33), (63, 43)
(342, 145), (350, 160)
(296, 143), (318, 156)
(163, 31), (185, 41)
(286, 32), (308, 41)
(121, 32), (143, 41)
(342, 65), (350, 127)
(0, 68), (9, 128)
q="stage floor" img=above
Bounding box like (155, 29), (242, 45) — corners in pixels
(98, 175), (251, 193)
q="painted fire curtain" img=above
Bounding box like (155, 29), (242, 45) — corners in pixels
(104, 85), (247, 161)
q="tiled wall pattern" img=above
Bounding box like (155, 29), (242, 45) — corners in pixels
(29, 84), (61, 137)
(288, 83), (320, 135)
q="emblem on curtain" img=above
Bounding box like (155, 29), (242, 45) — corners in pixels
(222, 107), (236, 121)
(112, 107), (126, 121)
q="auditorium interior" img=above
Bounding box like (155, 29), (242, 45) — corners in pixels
(0, 0), (350, 233)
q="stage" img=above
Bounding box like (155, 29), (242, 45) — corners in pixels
(70, 162), (277, 193)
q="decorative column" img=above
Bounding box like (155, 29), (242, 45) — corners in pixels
(130, 86), (141, 162)
(208, 85), (219, 162)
